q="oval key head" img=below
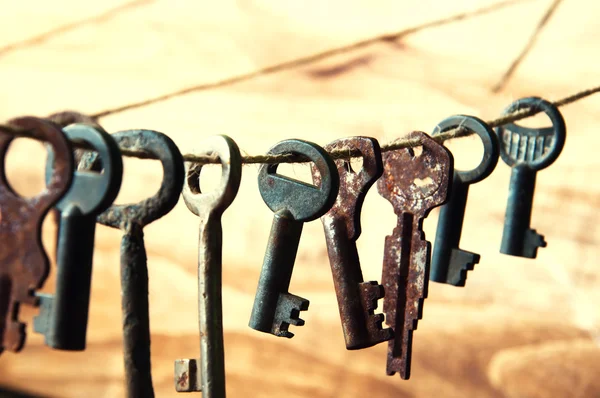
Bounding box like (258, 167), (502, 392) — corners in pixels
(432, 115), (499, 184)
(496, 96), (566, 171)
(45, 123), (123, 216)
(258, 139), (339, 222)
(314, 137), (383, 240)
(182, 135), (242, 217)
(79, 129), (185, 229)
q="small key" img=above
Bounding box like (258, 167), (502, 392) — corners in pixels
(378, 131), (452, 379)
(430, 116), (499, 286)
(33, 123), (123, 350)
(174, 135), (242, 396)
(311, 137), (393, 350)
(496, 97), (566, 258)
(80, 129), (184, 398)
(249, 139), (339, 338)
(0, 117), (73, 354)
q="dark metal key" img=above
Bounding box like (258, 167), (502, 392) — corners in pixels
(174, 135), (242, 396)
(80, 129), (184, 398)
(311, 137), (392, 350)
(34, 123), (123, 350)
(430, 116), (499, 286)
(378, 131), (452, 379)
(496, 97), (566, 258)
(249, 139), (339, 338)
(0, 117), (73, 354)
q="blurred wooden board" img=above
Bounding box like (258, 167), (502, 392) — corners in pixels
(0, 0), (599, 396)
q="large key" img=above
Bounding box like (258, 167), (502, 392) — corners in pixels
(80, 129), (184, 398)
(496, 97), (566, 258)
(0, 117), (73, 354)
(378, 131), (452, 379)
(34, 123), (123, 350)
(249, 139), (339, 338)
(174, 135), (242, 396)
(311, 137), (392, 350)
(430, 116), (499, 286)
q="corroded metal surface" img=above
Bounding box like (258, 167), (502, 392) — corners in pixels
(249, 139), (339, 338)
(175, 135), (242, 396)
(80, 129), (184, 398)
(377, 131), (452, 379)
(0, 117), (73, 354)
(496, 97), (566, 258)
(430, 115), (498, 286)
(312, 137), (392, 350)
(33, 123), (123, 350)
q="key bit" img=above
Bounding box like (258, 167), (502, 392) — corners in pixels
(312, 137), (392, 350)
(80, 129), (184, 398)
(175, 135), (242, 396)
(249, 139), (339, 338)
(377, 131), (452, 379)
(0, 117), (73, 354)
(430, 115), (499, 287)
(33, 123), (123, 350)
(496, 97), (566, 258)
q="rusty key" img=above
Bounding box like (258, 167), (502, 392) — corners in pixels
(249, 139), (339, 338)
(33, 123), (123, 350)
(430, 116), (499, 286)
(311, 137), (392, 350)
(378, 131), (452, 379)
(0, 117), (73, 354)
(496, 97), (566, 258)
(174, 135), (242, 396)
(80, 129), (184, 398)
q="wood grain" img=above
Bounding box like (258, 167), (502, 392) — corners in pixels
(0, 0), (599, 397)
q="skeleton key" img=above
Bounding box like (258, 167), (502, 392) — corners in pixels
(311, 137), (392, 350)
(33, 123), (123, 350)
(249, 139), (339, 338)
(80, 129), (184, 398)
(378, 131), (452, 379)
(496, 97), (566, 258)
(0, 117), (73, 354)
(430, 116), (499, 286)
(174, 135), (242, 395)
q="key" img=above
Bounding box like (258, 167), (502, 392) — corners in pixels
(311, 137), (392, 350)
(430, 116), (499, 286)
(174, 135), (242, 396)
(80, 129), (184, 398)
(0, 117), (73, 354)
(378, 131), (452, 379)
(33, 123), (123, 350)
(496, 97), (566, 258)
(249, 139), (339, 338)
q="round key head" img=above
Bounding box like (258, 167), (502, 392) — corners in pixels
(496, 96), (566, 171)
(432, 115), (499, 184)
(45, 123), (123, 216)
(314, 136), (382, 239)
(182, 135), (242, 217)
(79, 129), (184, 229)
(258, 139), (339, 222)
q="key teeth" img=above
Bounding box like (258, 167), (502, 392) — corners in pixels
(359, 281), (394, 345)
(359, 281), (385, 312)
(447, 249), (481, 287)
(524, 229), (546, 258)
(272, 292), (309, 338)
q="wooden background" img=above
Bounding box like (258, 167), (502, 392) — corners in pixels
(0, 0), (599, 396)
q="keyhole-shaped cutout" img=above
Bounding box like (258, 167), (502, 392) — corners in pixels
(344, 156), (364, 174)
(5, 138), (47, 198)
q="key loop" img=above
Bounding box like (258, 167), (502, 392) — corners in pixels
(432, 115), (499, 185)
(46, 123), (123, 215)
(496, 96), (566, 171)
(318, 137), (383, 240)
(82, 129), (184, 229)
(258, 139), (339, 222)
(0, 117), (73, 207)
(182, 135), (242, 217)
